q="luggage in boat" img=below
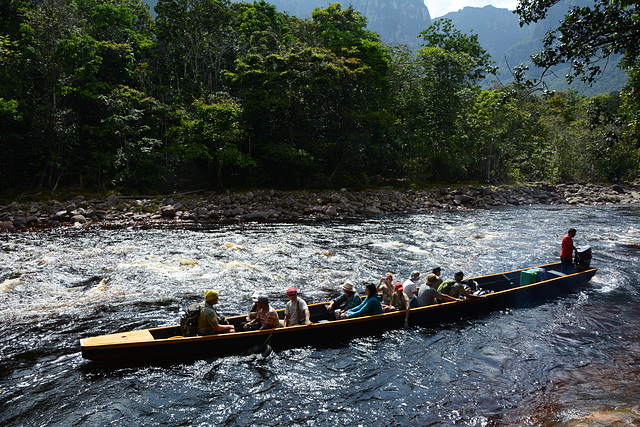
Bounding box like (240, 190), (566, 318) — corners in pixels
(520, 267), (546, 285)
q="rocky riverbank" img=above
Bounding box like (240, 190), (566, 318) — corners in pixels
(1, 182), (639, 231)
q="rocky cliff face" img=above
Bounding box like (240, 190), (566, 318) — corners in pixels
(263, 0), (431, 49)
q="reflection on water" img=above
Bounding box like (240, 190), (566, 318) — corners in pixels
(1, 204), (639, 425)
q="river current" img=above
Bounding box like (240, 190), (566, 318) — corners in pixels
(1, 204), (639, 425)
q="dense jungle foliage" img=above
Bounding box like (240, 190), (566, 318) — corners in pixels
(0, 0), (638, 193)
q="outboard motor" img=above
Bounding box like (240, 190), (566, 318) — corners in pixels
(574, 246), (592, 271)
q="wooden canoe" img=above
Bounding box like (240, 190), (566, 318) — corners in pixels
(80, 262), (597, 361)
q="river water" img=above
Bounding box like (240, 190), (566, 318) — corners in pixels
(1, 204), (639, 425)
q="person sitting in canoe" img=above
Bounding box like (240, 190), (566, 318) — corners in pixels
(284, 287), (313, 326)
(335, 283), (383, 319)
(437, 272), (485, 300)
(389, 282), (411, 328)
(417, 273), (460, 307)
(243, 295), (280, 331)
(403, 271), (420, 307)
(376, 273), (394, 308)
(198, 290), (236, 335)
(326, 281), (361, 318)
(424, 267), (443, 289)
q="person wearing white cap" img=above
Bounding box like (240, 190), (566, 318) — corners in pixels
(198, 289), (235, 335)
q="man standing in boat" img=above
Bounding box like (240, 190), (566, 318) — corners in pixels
(198, 290), (236, 335)
(560, 228), (577, 273)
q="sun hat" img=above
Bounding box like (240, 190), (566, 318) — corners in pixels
(342, 281), (355, 292)
(286, 287), (297, 296)
(426, 273), (440, 284)
(204, 289), (219, 300)
(395, 282), (404, 291)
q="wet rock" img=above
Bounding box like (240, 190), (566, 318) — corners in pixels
(612, 184), (625, 194)
(160, 205), (176, 218)
(53, 210), (69, 221)
(324, 206), (338, 216)
(71, 214), (87, 224)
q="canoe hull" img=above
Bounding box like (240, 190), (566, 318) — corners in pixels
(80, 262), (597, 361)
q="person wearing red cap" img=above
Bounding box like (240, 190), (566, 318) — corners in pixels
(284, 287), (312, 327)
(389, 282), (411, 327)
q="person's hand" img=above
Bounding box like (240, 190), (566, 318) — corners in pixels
(305, 320), (313, 326)
(326, 303), (333, 311)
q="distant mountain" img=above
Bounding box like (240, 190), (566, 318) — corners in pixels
(253, 0), (431, 49)
(440, 2), (627, 95)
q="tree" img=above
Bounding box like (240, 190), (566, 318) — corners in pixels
(393, 19), (496, 182)
(169, 93), (252, 189)
(516, 0), (640, 174)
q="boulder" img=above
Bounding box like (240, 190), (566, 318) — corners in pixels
(160, 205), (176, 218)
(324, 206), (338, 216)
(53, 210), (69, 221)
(612, 184), (625, 194)
(71, 214), (87, 224)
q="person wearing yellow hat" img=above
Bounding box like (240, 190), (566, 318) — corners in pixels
(198, 289), (235, 335)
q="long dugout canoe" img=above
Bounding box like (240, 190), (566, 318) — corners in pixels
(80, 262), (597, 361)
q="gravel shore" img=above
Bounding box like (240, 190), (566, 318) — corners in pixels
(2, 182), (639, 231)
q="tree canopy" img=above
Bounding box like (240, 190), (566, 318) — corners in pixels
(0, 0), (637, 193)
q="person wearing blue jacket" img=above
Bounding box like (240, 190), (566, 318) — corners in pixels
(336, 283), (382, 319)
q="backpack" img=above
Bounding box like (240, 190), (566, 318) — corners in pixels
(438, 280), (456, 296)
(180, 302), (202, 336)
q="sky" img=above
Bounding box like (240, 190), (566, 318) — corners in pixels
(424, 0), (519, 19)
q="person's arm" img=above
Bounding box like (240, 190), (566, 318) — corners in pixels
(464, 292), (486, 299)
(303, 308), (312, 325)
(213, 322), (235, 333)
(352, 298), (367, 311)
(327, 294), (344, 310)
(438, 292), (459, 303)
(403, 298), (410, 328)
